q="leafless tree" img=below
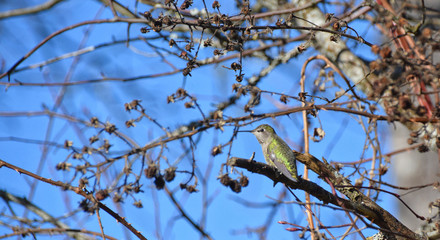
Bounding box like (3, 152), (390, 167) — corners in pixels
(1, 0), (440, 239)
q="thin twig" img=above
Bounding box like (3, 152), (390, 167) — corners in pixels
(164, 186), (213, 240)
(300, 56), (315, 239)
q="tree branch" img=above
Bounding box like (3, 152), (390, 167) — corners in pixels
(227, 155), (422, 240)
(0, 0), (63, 19)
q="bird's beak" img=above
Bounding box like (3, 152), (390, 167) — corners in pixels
(237, 130), (253, 133)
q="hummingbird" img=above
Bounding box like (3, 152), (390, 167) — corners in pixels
(240, 124), (299, 183)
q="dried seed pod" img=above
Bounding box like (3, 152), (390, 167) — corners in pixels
(239, 176), (249, 187)
(113, 193), (123, 203)
(229, 180), (242, 193)
(212, 1), (220, 9)
(79, 199), (95, 213)
(104, 122), (117, 134)
(235, 74), (243, 82)
(154, 175), (165, 190)
(89, 135), (99, 144)
(211, 145), (223, 156)
(64, 140), (73, 148)
(231, 62), (241, 71)
(164, 167), (177, 182)
(186, 185), (198, 193)
(378, 164), (388, 176)
(418, 145), (429, 153)
(95, 189), (109, 201)
(133, 200), (143, 208)
(56, 162), (71, 171)
(90, 117), (99, 127)
(219, 174), (233, 186)
(280, 95), (288, 104)
(145, 164), (158, 179)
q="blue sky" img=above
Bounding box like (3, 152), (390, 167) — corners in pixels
(0, 1), (402, 239)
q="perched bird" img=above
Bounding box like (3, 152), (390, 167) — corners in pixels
(241, 124), (299, 182)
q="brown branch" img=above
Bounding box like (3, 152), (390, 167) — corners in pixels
(344, 143), (424, 165)
(0, 5), (373, 82)
(251, 0), (323, 19)
(227, 157), (378, 218)
(0, 0), (63, 19)
(0, 189), (90, 239)
(0, 159), (148, 240)
(300, 52), (316, 238)
(227, 155), (423, 239)
(1, 103), (437, 163)
(164, 186), (213, 240)
(1, 69), (182, 87)
(0, 227), (118, 240)
(291, 152), (422, 240)
(335, 185), (426, 221)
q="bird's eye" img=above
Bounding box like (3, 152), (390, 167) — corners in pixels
(258, 128), (264, 132)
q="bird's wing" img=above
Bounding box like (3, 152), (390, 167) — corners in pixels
(268, 142), (298, 183)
